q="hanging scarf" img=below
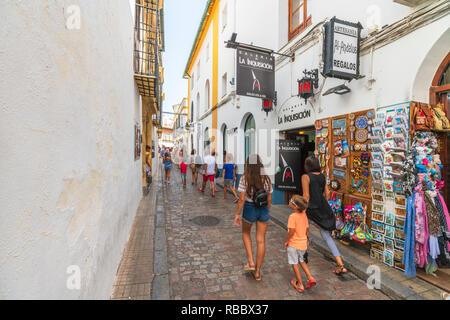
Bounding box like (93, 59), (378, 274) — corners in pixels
(436, 181), (450, 250)
(414, 184), (428, 268)
(403, 192), (416, 277)
(423, 187), (440, 237)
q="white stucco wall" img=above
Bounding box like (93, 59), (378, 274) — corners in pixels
(0, 0), (142, 299)
(272, 2), (450, 132)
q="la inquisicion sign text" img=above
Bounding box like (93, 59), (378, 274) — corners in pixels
(236, 48), (275, 100)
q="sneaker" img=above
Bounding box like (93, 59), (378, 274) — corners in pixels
(233, 197), (239, 203)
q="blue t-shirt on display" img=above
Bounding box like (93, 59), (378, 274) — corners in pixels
(223, 163), (235, 179)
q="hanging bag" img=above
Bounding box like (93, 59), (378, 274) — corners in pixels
(431, 103), (450, 132)
(329, 192), (344, 230)
(413, 103), (434, 131)
(252, 178), (268, 208)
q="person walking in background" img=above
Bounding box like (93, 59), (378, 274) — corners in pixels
(180, 157), (188, 187)
(222, 153), (239, 202)
(194, 152), (203, 187)
(234, 154), (272, 281)
(198, 151), (217, 197)
(284, 195), (317, 293)
(301, 156), (347, 275)
(189, 149), (198, 186)
(163, 152), (172, 184)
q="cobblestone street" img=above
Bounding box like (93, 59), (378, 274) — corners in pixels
(163, 167), (389, 300)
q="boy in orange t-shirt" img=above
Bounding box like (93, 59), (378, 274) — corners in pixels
(284, 195), (317, 293)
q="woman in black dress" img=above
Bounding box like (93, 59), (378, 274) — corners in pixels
(301, 156), (347, 275)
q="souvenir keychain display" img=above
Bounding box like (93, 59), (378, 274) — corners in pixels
(315, 119), (332, 186)
(369, 104), (410, 270)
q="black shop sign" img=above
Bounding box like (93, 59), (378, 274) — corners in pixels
(323, 17), (362, 80)
(275, 140), (302, 192)
(236, 48), (275, 100)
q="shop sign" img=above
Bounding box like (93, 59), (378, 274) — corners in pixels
(275, 140), (302, 192)
(276, 98), (314, 131)
(236, 48), (275, 100)
(323, 17), (362, 80)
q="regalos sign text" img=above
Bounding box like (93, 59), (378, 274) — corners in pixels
(323, 17), (362, 80)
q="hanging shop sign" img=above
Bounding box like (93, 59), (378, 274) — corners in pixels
(323, 17), (362, 80)
(275, 140), (302, 192)
(236, 48), (275, 100)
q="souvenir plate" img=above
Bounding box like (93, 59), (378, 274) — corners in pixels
(355, 129), (368, 143)
(349, 113), (355, 120)
(355, 116), (368, 129)
(367, 110), (375, 119)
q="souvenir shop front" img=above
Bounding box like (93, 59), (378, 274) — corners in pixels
(317, 97), (450, 290)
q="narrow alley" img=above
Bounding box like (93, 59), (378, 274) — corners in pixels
(112, 164), (389, 300)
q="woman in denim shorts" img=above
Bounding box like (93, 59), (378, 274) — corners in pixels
(234, 154), (273, 281)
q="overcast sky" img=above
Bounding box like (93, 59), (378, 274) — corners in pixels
(162, 0), (207, 114)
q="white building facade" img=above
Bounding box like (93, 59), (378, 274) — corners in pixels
(184, 0), (449, 204)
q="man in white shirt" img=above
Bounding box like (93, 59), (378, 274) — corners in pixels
(198, 151), (218, 197)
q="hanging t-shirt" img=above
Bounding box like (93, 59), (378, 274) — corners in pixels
(223, 163), (235, 179)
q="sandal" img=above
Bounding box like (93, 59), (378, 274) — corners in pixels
(305, 278), (317, 289)
(333, 264), (348, 276)
(290, 279), (304, 293)
(252, 271), (261, 281)
(244, 263), (256, 271)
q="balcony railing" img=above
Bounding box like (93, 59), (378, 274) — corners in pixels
(134, 0), (164, 103)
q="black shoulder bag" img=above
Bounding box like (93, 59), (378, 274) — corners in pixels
(252, 184), (268, 208)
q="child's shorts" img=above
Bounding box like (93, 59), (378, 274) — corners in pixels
(224, 179), (234, 186)
(181, 173), (186, 180)
(287, 246), (307, 264)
